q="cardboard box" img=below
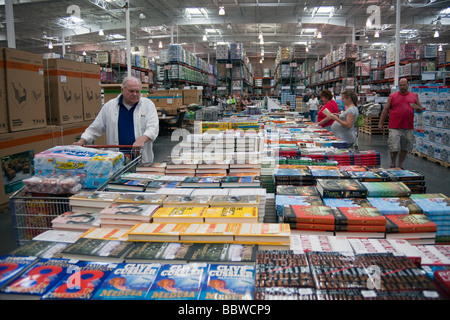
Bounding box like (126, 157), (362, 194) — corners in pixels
(182, 89), (202, 105)
(81, 63), (102, 121)
(148, 89), (183, 114)
(0, 49), (7, 133)
(0, 126), (56, 204)
(44, 58), (84, 125)
(4, 48), (46, 132)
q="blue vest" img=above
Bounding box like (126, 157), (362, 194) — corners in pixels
(118, 95), (137, 151)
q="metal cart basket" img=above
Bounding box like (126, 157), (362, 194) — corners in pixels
(9, 145), (142, 246)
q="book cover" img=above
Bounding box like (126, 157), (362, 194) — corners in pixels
(367, 197), (423, 215)
(9, 240), (69, 259)
(322, 197), (373, 208)
(180, 223), (239, 243)
(316, 179), (368, 198)
(276, 196), (324, 219)
(125, 242), (195, 264)
(1, 258), (78, 299)
(152, 207), (207, 223)
(51, 211), (101, 231)
(100, 203), (160, 221)
(126, 223), (186, 242)
(32, 230), (84, 243)
(334, 224), (386, 232)
(347, 171), (386, 182)
(115, 193), (167, 205)
(204, 207), (258, 223)
(411, 198), (450, 215)
(188, 243), (257, 264)
(162, 195), (212, 207)
(42, 261), (116, 300)
(181, 176), (222, 188)
(107, 178), (150, 191)
(334, 207), (386, 226)
(93, 263), (161, 300)
(210, 195), (260, 207)
(136, 162), (166, 172)
(382, 169), (425, 181)
(0, 256), (39, 289)
(146, 263), (208, 300)
(69, 191), (119, 208)
(221, 176), (261, 187)
(199, 264), (255, 300)
(410, 193), (448, 199)
(283, 205), (335, 224)
(362, 181), (411, 197)
(80, 227), (130, 241)
(234, 223), (291, 244)
(276, 185), (319, 196)
(385, 214), (438, 233)
(290, 223), (335, 232)
(61, 238), (135, 263)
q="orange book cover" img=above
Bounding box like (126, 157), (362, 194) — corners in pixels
(335, 207), (386, 226)
(385, 214), (437, 233)
(283, 205), (335, 225)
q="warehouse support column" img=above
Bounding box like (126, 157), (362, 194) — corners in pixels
(5, 0), (16, 48)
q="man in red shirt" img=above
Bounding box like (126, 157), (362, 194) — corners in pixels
(378, 78), (423, 168)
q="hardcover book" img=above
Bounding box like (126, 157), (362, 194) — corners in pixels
(385, 214), (438, 233)
(411, 197), (450, 215)
(42, 261), (116, 300)
(276, 185), (319, 196)
(221, 176), (261, 187)
(0, 256), (39, 289)
(199, 264), (255, 300)
(367, 197), (423, 215)
(283, 205), (336, 225)
(316, 179), (368, 198)
(125, 242), (195, 264)
(322, 197), (373, 208)
(362, 181), (411, 197)
(276, 196), (324, 220)
(61, 238), (135, 263)
(334, 207), (386, 226)
(146, 263), (208, 300)
(188, 243), (258, 264)
(93, 263), (161, 300)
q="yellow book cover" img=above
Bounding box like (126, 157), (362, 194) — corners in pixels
(81, 227), (130, 241)
(126, 222), (187, 242)
(180, 223), (240, 243)
(152, 207), (207, 223)
(234, 223), (291, 244)
(204, 207), (258, 223)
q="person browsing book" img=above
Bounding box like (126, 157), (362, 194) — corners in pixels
(73, 76), (159, 164)
(329, 90), (359, 149)
(317, 89), (339, 131)
(378, 78), (423, 169)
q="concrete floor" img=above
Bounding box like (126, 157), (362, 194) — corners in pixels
(0, 131), (449, 255)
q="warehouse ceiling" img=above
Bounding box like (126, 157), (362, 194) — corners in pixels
(0, 0), (449, 61)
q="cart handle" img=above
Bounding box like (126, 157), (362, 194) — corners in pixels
(85, 145), (136, 148)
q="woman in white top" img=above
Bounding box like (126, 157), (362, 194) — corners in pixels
(307, 93), (319, 122)
(329, 90), (359, 149)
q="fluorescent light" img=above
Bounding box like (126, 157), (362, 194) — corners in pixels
(48, 41), (53, 49)
(203, 34), (207, 41)
(82, 51), (86, 56)
(303, 28), (317, 33)
(219, 6), (225, 15)
(317, 6), (335, 14)
(158, 41), (163, 48)
(438, 45), (443, 51)
(185, 8), (202, 14)
(317, 32), (322, 39)
(434, 30), (439, 37)
(374, 31), (380, 38)
(205, 28), (217, 33)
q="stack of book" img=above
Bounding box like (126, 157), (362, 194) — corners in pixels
(316, 179), (368, 198)
(283, 205), (336, 235)
(151, 207), (208, 223)
(51, 211), (101, 232)
(275, 195), (324, 222)
(362, 181), (412, 197)
(333, 207), (386, 239)
(367, 197), (423, 215)
(385, 214), (437, 244)
(162, 195), (212, 207)
(273, 167), (314, 187)
(135, 162), (167, 174)
(309, 166), (348, 180)
(69, 191), (120, 213)
(411, 194), (450, 240)
(165, 161), (197, 176)
(99, 202), (160, 229)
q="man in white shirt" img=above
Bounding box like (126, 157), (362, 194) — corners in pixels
(74, 76), (159, 164)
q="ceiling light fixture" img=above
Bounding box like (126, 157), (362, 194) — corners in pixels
(139, 13), (146, 20)
(48, 41), (53, 49)
(203, 34), (207, 41)
(158, 41), (163, 48)
(434, 30), (439, 37)
(374, 30), (380, 38)
(438, 45), (443, 52)
(227, 23), (232, 30)
(98, 28), (104, 36)
(317, 32), (322, 39)
(82, 51), (86, 56)
(219, 6), (225, 15)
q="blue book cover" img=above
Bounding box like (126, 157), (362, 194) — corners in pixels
(0, 255), (39, 289)
(322, 197), (372, 208)
(275, 195), (323, 218)
(1, 258), (77, 298)
(146, 263), (208, 300)
(411, 198), (450, 215)
(93, 263), (161, 300)
(367, 197), (422, 215)
(199, 264), (255, 300)
(42, 261), (116, 300)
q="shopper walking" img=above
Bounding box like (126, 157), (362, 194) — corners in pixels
(378, 78), (423, 168)
(74, 76), (159, 164)
(317, 89), (339, 131)
(329, 90), (359, 149)
(307, 93), (319, 122)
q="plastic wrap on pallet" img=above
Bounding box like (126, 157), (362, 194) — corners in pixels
(34, 146), (125, 189)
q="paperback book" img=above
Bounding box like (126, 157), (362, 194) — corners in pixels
(107, 178), (150, 191)
(100, 203), (160, 222)
(9, 240), (69, 259)
(199, 264), (255, 300)
(0, 256), (39, 289)
(188, 243), (258, 265)
(42, 261), (116, 300)
(203, 207), (258, 223)
(210, 195), (260, 207)
(51, 211), (101, 232)
(152, 206), (208, 223)
(162, 195), (212, 207)
(114, 193), (167, 205)
(221, 176), (261, 187)
(180, 176), (222, 188)
(126, 223), (186, 242)
(234, 223), (291, 245)
(179, 223), (240, 243)
(69, 191), (119, 208)
(125, 242), (195, 264)
(146, 263), (208, 300)
(93, 263), (161, 300)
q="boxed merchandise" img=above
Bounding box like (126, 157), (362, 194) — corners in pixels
(148, 89), (183, 114)
(3, 48), (47, 132)
(33, 145), (125, 189)
(81, 62), (102, 121)
(0, 49), (7, 133)
(182, 89), (202, 105)
(44, 58), (84, 125)
(0, 126), (57, 204)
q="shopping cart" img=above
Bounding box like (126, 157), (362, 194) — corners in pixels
(9, 145), (142, 245)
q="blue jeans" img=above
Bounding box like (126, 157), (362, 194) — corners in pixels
(310, 110), (317, 122)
